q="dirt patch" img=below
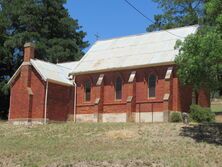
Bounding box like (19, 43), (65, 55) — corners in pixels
(0, 155), (17, 167)
(105, 129), (138, 140)
(215, 112), (222, 123)
(46, 160), (166, 167)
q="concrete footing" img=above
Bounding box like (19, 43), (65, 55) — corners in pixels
(9, 111), (171, 124)
(9, 118), (47, 125)
(75, 112), (167, 123)
(133, 112), (166, 123)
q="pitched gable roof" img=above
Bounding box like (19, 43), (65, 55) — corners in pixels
(8, 59), (79, 86)
(30, 59), (74, 86)
(71, 25), (198, 75)
(57, 61), (79, 70)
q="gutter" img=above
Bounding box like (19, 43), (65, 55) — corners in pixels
(69, 61), (175, 76)
(73, 76), (77, 122)
(44, 81), (49, 124)
(47, 79), (73, 87)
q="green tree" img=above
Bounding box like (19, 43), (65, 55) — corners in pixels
(0, 0), (89, 119)
(147, 0), (204, 32)
(175, 0), (222, 96)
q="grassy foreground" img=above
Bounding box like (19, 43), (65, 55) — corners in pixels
(0, 122), (221, 167)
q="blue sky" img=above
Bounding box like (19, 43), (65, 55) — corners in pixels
(65, 0), (161, 49)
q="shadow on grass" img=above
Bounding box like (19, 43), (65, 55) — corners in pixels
(180, 123), (222, 145)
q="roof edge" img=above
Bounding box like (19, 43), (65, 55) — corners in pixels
(8, 60), (74, 86)
(7, 63), (24, 85)
(46, 79), (73, 87)
(30, 59), (47, 81)
(7, 60), (48, 86)
(95, 25), (199, 43)
(70, 61), (175, 76)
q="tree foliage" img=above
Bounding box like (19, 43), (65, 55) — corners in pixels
(175, 0), (222, 94)
(147, 0), (204, 32)
(0, 0), (88, 119)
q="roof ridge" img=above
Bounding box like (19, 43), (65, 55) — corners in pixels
(30, 59), (73, 86)
(95, 25), (199, 43)
(32, 58), (73, 70)
(56, 64), (73, 70)
(69, 41), (99, 75)
(32, 58), (57, 66)
(57, 60), (79, 64)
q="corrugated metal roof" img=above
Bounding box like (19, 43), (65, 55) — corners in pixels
(30, 59), (74, 86)
(8, 59), (78, 86)
(71, 25), (198, 75)
(57, 61), (79, 70)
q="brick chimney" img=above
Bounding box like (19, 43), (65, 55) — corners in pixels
(24, 42), (35, 62)
(21, 42), (36, 90)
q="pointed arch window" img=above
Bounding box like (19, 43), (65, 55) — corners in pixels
(84, 80), (91, 101)
(115, 77), (122, 100)
(148, 75), (156, 98)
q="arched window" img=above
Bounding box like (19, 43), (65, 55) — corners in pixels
(115, 77), (122, 100)
(148, 75), (156, 98)
(84, 80), (91, 101)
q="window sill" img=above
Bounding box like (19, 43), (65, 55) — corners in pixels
(148, 97), (156, 100)
(114, 99), (122, 102)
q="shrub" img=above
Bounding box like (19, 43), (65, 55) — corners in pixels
(190, 104), (215, 123)
(170, 112), (182, 122)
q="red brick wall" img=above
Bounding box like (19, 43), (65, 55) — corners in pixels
(10, 63), (210, 122)
(135, 102), (164, 112)
(47, 82), (74, 121)
(198, 89), (210, 107)
(10, 66), (45, 120)
(75, 65), (210, 116)
(179, 84), (193, 112)
(76, 65), (175, 115)
(10, 65), (74, 122)
(10, 72), (30, 119)
(135, 67), (166, 112)
(30, 68), (45, 119)
(170, 70), (193, 112)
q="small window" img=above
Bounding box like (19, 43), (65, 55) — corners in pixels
(115, 77), (122, 100)
(148, 75), (156, 98)
(84, 80), (91, 101)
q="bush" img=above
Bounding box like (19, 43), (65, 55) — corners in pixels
(170, 112), (182, 122)
(190, 104), (215, 123)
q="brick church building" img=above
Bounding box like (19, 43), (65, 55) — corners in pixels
(8, 25), (210, 124)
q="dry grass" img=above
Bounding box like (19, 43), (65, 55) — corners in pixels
(0, 122), (221, 167)
(105, 129), (138, 140)
(211, 103), (222, 112)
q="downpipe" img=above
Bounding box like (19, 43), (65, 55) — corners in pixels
(44, 81), (48, 124)
(73, 76), (77, 123)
